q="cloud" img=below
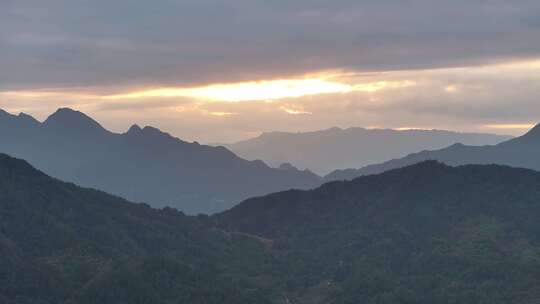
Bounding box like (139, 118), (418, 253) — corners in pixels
(207, 111), (237, 117)
(483, 124), (537, 130)
(97, 98), (193, 111)
(1, 55), (540, 143)
(280, 105), (312, 115)
(102, 78), (354, 102)
(101, 77), (415, 102)
(2, 0), (540, 90)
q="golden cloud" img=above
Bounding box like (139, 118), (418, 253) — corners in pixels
(102, 77), (416, 102)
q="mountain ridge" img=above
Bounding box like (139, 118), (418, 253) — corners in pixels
(0, 108), (321, 214)
(215, 159), (540, 303)
(324, 123), (540, 181)
(223, 126), (512, 174)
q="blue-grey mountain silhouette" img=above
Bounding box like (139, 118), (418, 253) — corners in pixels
(0, 108), (320, 214)
(224, 127), (511, 174)
(325, 123), (540, 181)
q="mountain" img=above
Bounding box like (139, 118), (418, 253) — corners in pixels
(218, 161), (540, 303)
(324, 123), (540, 181)
(222, 127), (512, 174)
(0, 108), (320, 214)
(4, 153), (540, 303)
(0, 153), (281, 304)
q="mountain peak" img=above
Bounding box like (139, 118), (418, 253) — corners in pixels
(125, 125), (191, 146)
(522, 123), (540, 139)
(325, 126), (344, 132)
(502, 122), (540, 145)
(43, 108), (106, 133)
(17, 112), (40, 125)
(0, 109), (12, 118)
(0, 109), (40, 128)
(141, 126), (162, 134)
(279, 162), (298, 171)
(0, 109), (20, 122)
(126, 124), (142, 134)
(139, 126), (175, 139)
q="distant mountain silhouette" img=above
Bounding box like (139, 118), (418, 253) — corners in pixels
(0, 108), (320, 214)
(43, 107), (108, 134)
(325, 123), (540, 181)
(223, 127), (511, 174)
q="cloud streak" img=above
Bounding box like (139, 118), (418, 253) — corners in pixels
(2, 0), (540, 90)
(102, 77), (414, 102)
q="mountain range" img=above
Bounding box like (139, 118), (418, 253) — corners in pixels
(223, 127), (511, 174)
(3, 153), (540, 303)
(325, 123), (540, 181)
(0, 108), (320, 214)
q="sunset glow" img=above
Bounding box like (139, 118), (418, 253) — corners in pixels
(280, 106), (312, 115)
(352, 81), (415, 93)
(484, 124), (536, 130)
(207, 111), (236, 117)
(103, 78), (414, 102)
(0, 90), (95, 100)
(103, 78), (351, 102)
(394, 127), (426, 131)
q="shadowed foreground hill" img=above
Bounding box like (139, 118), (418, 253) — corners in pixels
(325, 123), (540, 182)
(4, 153), (540, 303)
(219, 161), (540, 303)
(0, 108), (320, 214)
(0, 153), (279, 304)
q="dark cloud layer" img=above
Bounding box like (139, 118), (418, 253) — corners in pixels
(2, 0), (540, 89)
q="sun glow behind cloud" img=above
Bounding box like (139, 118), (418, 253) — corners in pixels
(0, 71), (418, 110)
(0, 90), (95, 100)
(207, 111), (236, 117)
(394, 127), (427, 131)
(280, 106), (312, 115)
(483, 123), (536, 130)
(102, 78), (415, 102)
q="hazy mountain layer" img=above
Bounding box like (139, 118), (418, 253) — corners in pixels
(224, 127), (511, 174)
(325, 123), (540, 182)
(0, 108), (320, 214)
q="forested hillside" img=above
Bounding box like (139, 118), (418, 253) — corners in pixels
(220, 161), (540, 303)
(3, 153), (540, 303)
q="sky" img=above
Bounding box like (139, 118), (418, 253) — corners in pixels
(1, 0), (540, 143)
